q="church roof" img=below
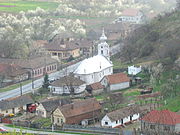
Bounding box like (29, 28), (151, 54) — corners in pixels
(74, 55), (112, 74)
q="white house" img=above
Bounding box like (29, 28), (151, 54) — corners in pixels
(100, 73), (130, 91)
(128, 65), (142, 75)
(101, 106), (140, 128)
(74, 30), (113, 85)
(50, 75), (86, 95)
(118, 8), (144, 24)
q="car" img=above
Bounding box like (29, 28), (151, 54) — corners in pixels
(0, 127), (8, 133)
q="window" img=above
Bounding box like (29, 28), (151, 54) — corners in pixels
(6, 110), (8, 113)
(121, 119), (123, 124)
(105, 122), (108, 125)
(101, 46), (103, 49)
(101, 50), (103, 54)
(61, 119), (63, 124)
(57, 118), (60, 123)
(150, 125), (155, 130)
(164, 126), (170, 131)
(116, 120), (118, 124)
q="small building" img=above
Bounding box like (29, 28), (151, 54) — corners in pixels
(101, 73), (130, 91)
(36, 98), (71, 118)
(101, 106), (140, 128)
(0, 95), (34, 116)
(118, 8), (144, 24)
(86, 82), (105, 95)
(52, 98), (102, 126)
(50, 75), (86, 95)
(128, 65), (142, 75)
(0, 64), (29, 86)
(141, 110), (180, 134)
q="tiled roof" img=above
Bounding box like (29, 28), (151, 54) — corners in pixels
(141, 110), (180, 125)
(0, 56), (57, 69)
(0, 95), (34, 111)
(89, 82), (104, 90)
(59, 98), (101, 118)
(51, 75), (85, 87)
(0, 64), (28, 77)
(41, 98), (71, 112)
(122, 8), (140, 16)
(105, 73), (130, 84)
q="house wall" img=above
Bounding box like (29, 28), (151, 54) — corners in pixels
(110, 82), (130, 91)
(92, 88), (104, 95)
(36, 104), (47, 118)
(141, 121), (175, 133)
(175, 124), (180, 133)
(50, 84), (86, 95)
(13, 73), (29, 82)
(70, 48), (80, 58)
(102, 113), (139, 128)
(0, 105), (26, 116)
(128, 65), (141, 75)
(75, 67), (113, 85)
(119, 12), (143, 24)
(52, 108), (65, 126)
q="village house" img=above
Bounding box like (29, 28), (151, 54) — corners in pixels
(36, 98), (71, 118)
(0, 56), (58, 79)
(128, 65), (142, 75)
(86, 82), (105, 95)
(0, 64), (29, 87)
(74, 30), (113, 85)
(141, 110), (180, 134)
(100, 73), (130, 92)
(117, 8), (144, 24)
(0, 95), (34, 116)
(101, 106), (140, 128)
(52, 98), (102, 126)
(44, 38), (80, 60)
(49, 75), (86, 95)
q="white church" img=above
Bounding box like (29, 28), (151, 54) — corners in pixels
(74, 30), (113, 85)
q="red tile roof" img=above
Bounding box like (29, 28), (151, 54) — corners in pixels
(89, 82), (104, 90)
(105, 73), (130, 84)
(122, 8), (140, 17)
(141, 110), (180, 125)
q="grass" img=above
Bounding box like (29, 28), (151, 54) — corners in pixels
(0, 0), (59, 12)
(0, 80), (31, 93)
(112, 59), (129, 69)
(124, 90), (140, 97)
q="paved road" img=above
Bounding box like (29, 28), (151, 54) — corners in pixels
(0, 124), (79, 135)
(0, 44), (122, 100)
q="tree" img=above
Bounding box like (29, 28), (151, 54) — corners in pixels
(0, 75), (5, 87)
(42, 73), (50, 89)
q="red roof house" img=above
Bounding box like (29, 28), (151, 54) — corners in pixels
(101, 73), (130, 91)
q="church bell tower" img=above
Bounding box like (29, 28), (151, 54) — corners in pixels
(98, 28), (110, 60)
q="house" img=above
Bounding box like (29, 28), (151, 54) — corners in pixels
(86, 82), (105, 95)
(0, 56), (58, 78)
(44, 38), (80, 60)
(52, 98), (102, 126)
(36, 98), (71, 118)
(101, 106), (140, 128)
(0, 64), (29, 86)
(50, 75), (86, 95)
(128, 65), (142, 75)
(74, 30), (113, 85)
(100, 73), (130, 91)
(141, 110), (180, 134)
(118, 8), (144, 24)
(0, 95), (34, 116)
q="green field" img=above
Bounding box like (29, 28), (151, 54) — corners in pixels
(0, 0), (59, 12)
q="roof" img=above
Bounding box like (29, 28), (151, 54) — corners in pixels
(0, 64), (28, 77)
(89, 82), (104, 90)
(0, 95), (34, 111)
(121, 8), (141, 17)
(58, 98), (101, 118)
(41, 98), (71, 112)
(0, 56), (57, 69)
(106, 105), (140, 121)
(74, 55), (113, 74)
(105, 73), (130, 84)
(51, 75), (85, 87)
(141, 110), (180, 125)
(137, 92), (161, 99)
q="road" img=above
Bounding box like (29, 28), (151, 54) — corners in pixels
(0, 43), (122, 100)
(0, 124), (79, 135)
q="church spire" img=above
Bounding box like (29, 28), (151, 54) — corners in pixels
(100, 28), (107, 41)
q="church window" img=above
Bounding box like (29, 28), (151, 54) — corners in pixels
(101, 46), (103, 48)
(105, 122), (108, 125)
(101, 50), (103, 54)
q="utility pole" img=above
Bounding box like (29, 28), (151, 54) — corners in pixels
(19, 80), (22, 96)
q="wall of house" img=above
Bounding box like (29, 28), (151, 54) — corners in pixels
(50, 84), (86, 95)
(119, 12), (143, 24)
(175, 124), (180, 133)
(14, 73), (29, 82)
(92, 88), (104, 95)
(53, 108), (65, 126)
(110, 82), (130, 91)
(128, 65), (141, 75)
(102, 113), (140, 128)
(141, 121), (175, 133)
(0, 105), (26, 116)
(36, 104), (47, 118)
(70, 48), (80, 58)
